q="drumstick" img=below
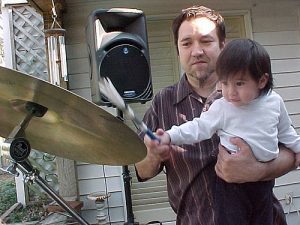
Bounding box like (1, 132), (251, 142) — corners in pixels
(99, 77), (159, 141)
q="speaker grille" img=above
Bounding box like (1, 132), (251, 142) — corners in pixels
(99, 44), (151, 102)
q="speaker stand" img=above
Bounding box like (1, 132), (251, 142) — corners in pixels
(123, 165), (139, 225)
(117, 110), (139, 225)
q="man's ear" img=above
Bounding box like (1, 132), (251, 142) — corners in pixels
(258, 73), (269, 89)
(220, 40), (226, 50)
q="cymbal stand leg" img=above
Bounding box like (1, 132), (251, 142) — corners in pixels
(16, 160), (90, 225)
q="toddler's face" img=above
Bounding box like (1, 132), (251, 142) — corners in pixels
(220, 71), (267, 107)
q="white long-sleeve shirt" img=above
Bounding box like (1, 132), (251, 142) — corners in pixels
(167, 91), (300, 162)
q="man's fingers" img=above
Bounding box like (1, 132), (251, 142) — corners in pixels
(217, 144), (228, 158)
(229, 137), (249, 153)
(156, 128), (165, 135)
(216, 145), (230, 180)
(215, 163), (223, 178)
(144, 134), (159, 147)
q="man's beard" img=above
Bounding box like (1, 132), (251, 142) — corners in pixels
(191, 68), (215, 87)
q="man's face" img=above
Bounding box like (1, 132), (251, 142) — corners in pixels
(177, 17), (224, 83)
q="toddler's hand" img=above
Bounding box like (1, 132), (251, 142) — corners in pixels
(155, 128), (171, 145)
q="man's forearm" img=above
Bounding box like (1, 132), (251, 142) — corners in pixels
(135, 155), (162, 181)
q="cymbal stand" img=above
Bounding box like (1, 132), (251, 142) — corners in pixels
(1, 101), (90, 225)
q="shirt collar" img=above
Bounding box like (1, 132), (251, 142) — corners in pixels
(174, 73), (222, 105)
(174, 74), (193, 104)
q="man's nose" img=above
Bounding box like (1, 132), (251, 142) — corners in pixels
(191, 43), (204, 57)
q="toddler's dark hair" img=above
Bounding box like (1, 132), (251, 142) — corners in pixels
(216, 39), (273, 94)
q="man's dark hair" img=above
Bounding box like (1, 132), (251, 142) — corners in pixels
(216, 38), (273, 94)
(172, 5), (226, 52)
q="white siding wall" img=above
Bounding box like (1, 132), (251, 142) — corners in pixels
(77, 164), (126, 224)
(0, 12), (4, 66)
(63, 0), (300, 224)
(250, 1), (300, 224)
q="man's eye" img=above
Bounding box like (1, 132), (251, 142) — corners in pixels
(202, 40), (212, 44)
(236, 81), (244, 86)
(182, 42), (190, 47)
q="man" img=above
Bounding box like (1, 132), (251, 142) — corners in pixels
(135, 5), (296, 225)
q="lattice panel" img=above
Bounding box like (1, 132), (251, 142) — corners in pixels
(12, 5), (48, 80)
(10, 5), (57, 194)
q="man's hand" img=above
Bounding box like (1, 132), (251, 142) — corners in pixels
(135, 129), (171, 180)
(215, 137), (263, 183)
(215, 137), (296, 183)
(144, 128), (171, 162)
(295, 153), (300, 168)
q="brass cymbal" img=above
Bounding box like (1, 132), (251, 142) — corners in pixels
(0, 66), (146, 165)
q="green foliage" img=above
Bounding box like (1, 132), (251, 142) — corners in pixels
(8, 201), (48, 223)
(0, 179), (17, 215)
(0, 177), (49, 223)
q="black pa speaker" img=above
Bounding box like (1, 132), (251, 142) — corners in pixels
(86, 8), (153, 105)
